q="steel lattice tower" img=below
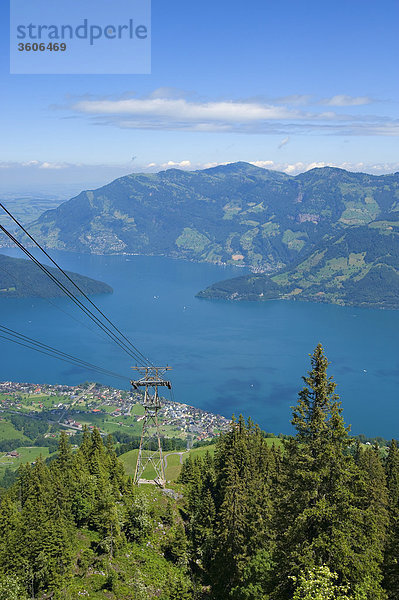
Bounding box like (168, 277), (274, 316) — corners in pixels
(131, 366), (172, 487)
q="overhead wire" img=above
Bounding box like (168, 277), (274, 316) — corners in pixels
(0, 324), (130, 382)
(0, 261), (117, 348)
(0, 203), (153, 368)
(0, 223), (149, 367)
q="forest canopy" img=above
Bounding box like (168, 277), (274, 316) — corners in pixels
(0, 344), (398, 599)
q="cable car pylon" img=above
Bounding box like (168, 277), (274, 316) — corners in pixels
(131, 366), (172, 487)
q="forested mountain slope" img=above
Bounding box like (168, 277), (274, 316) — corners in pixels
(0, 253), (112, 297)
(198, 221), (399, 308)
(28, 163), (399, 274)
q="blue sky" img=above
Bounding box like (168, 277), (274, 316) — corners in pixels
(1, 0), (398, 191)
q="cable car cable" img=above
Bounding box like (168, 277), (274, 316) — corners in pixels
(0, 325), (130, 381)
(0, 203), (153, 367)
(0, 224), (148, 366)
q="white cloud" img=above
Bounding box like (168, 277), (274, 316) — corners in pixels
(143, 159), (399, 176)
(1, 160), (398, 193)
(39, 161), (67, 170)
(250, 160), (306, 174)
(278, 136), (290, 149)
(284, 163), (304, 174)
(202, 162), (221, 169)
(304, 161), (330, 170)
(68, 92), (397, 137)
(0, 160), (69, 170)
(2, 158), (399, 177)
(22, 160), (40, 166)
(250, 160), (275, 168)
(160, 160), (192, 169)
(321, 95), (373, 106)
(249, 160), (399, 175)
(73, 97), (300, 122)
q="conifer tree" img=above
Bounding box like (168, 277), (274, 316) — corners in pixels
(0, 496), (21, 576)
(208, 416), (275, 598)
(55, 431), (73, 471)
(69, 448), (96, 525)
(273, 344), (386, 600)
(351, 444), (388, 597)
(78, 425), (92, 459)
(105, 433), (125, 493)
(51, 433), (74, 521)
(384, 439), (399, 597)
(90, 427), (104, 455)
(16, 457), (73, 596)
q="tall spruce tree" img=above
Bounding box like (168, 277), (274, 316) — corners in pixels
(273, 344), (386, 600)
(209, 416), (275, 599)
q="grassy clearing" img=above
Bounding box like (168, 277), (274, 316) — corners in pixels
(165, 445), (217, 481)
(0, 446), (51, 473)
(185, 444), (216, 460)
(117, 415), (141, 426)
(176, 227), (210, 252)
(119, 442), (283, 484)
(164, 452), (183, 481)
(0, 420), (28, 441)
(282, 229), (307, 251)
(119, 446), (216, 482)
(130, 403), (145, 416)
(159, 424), (185, 438)
(118, 449), (156, 480)
(78, 413), (106, 427)
(98, 404), (120, 413)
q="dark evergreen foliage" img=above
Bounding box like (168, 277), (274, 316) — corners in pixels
(0, 428), (191, 599)
(0, 253), (113, 298)
(384, 439), (399, 597)
(1, 345), (397, 598)
(181, 344), (393, 599)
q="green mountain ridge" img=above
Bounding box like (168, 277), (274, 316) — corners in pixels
(0, 253), (113, 297)
(16, 161), (399, 308)
(198, 221), (399, 308)
(27, 163), (399, 273)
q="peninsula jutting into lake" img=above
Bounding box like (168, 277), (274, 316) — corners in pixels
(0, 253), (113, 297)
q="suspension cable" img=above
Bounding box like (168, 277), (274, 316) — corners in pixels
(0, 203), (153, 367)
(0, 261), (114, 347)
(0, 325), (130, 381)
(0, 224), (149, 366)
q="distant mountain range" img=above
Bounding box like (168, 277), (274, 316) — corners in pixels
(0, 254), (113, 298)
(22, 162), (399, 308)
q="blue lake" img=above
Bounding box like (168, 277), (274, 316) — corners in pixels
(0, 248), (398, 439)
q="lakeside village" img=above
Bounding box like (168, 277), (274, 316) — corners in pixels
(0, 380), (231, 447)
